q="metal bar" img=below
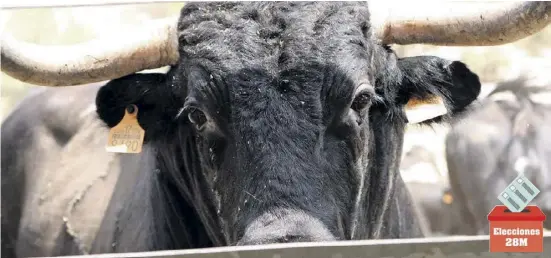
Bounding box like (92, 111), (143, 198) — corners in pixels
(1, 0), (184, 9)
(40, 234), (551, 258)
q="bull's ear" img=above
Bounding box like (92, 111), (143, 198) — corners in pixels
(396, 56), (481, 125)
(95, 73), (180, 142)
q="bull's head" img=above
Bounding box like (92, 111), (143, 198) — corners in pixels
(2, 1), (550, 247)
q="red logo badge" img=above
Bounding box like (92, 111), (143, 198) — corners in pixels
(488, 205), (546, 252)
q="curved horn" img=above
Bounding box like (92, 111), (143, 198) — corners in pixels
(1, 16), (179, 86)
(370, 1), (551, 46)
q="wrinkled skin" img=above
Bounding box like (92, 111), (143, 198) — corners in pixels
(2, 2), (481, 257)
(446, 78), (551, 235)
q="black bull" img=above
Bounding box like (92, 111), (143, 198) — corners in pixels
(446, 78), (551, 235)
(1, 62), (480, 257)
(2, 1), (549, 257)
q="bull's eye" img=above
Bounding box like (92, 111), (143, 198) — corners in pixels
(351, 91), (372, 112)
(187, 108), (208, 130)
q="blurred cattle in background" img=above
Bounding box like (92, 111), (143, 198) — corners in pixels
(0, 83), (124, 257)
(445, 77), (551, 235)
(400, 143), (467, 236)
(397, 51), (551, 237)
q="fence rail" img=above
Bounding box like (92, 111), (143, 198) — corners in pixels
(40, 233), (551, 258)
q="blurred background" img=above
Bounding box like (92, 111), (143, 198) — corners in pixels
(1, 2), (551, 237)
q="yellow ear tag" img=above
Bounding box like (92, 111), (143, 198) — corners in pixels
(106, 104), (145, 153)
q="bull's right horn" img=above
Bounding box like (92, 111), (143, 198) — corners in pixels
(370, 1), (551, 46)
(1, 16), (179, 86)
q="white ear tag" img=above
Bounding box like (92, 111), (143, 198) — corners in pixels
(405, 96), (447, 124)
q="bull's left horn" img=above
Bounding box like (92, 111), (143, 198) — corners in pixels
(370, 1), (551, 46)
(1, 16), (179, 86)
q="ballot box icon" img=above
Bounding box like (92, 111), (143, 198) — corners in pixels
(488, 205), (546, 252)
(489, 174), (545, 252)
(497, 174), (540, 212)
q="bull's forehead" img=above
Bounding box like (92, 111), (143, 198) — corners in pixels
(185, 60), (360, 133)
(178, 1), (374, 81)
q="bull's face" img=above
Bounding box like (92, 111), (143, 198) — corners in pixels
(3, 0), (549, 248)
(177, 64), (370, 245)
(172, 5), (387, 241)
(94, 2), (483, 245)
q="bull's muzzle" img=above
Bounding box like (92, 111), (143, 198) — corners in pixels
(236, 208), (336, 245)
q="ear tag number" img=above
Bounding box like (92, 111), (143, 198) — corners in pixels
(106, 104), (145, 153)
